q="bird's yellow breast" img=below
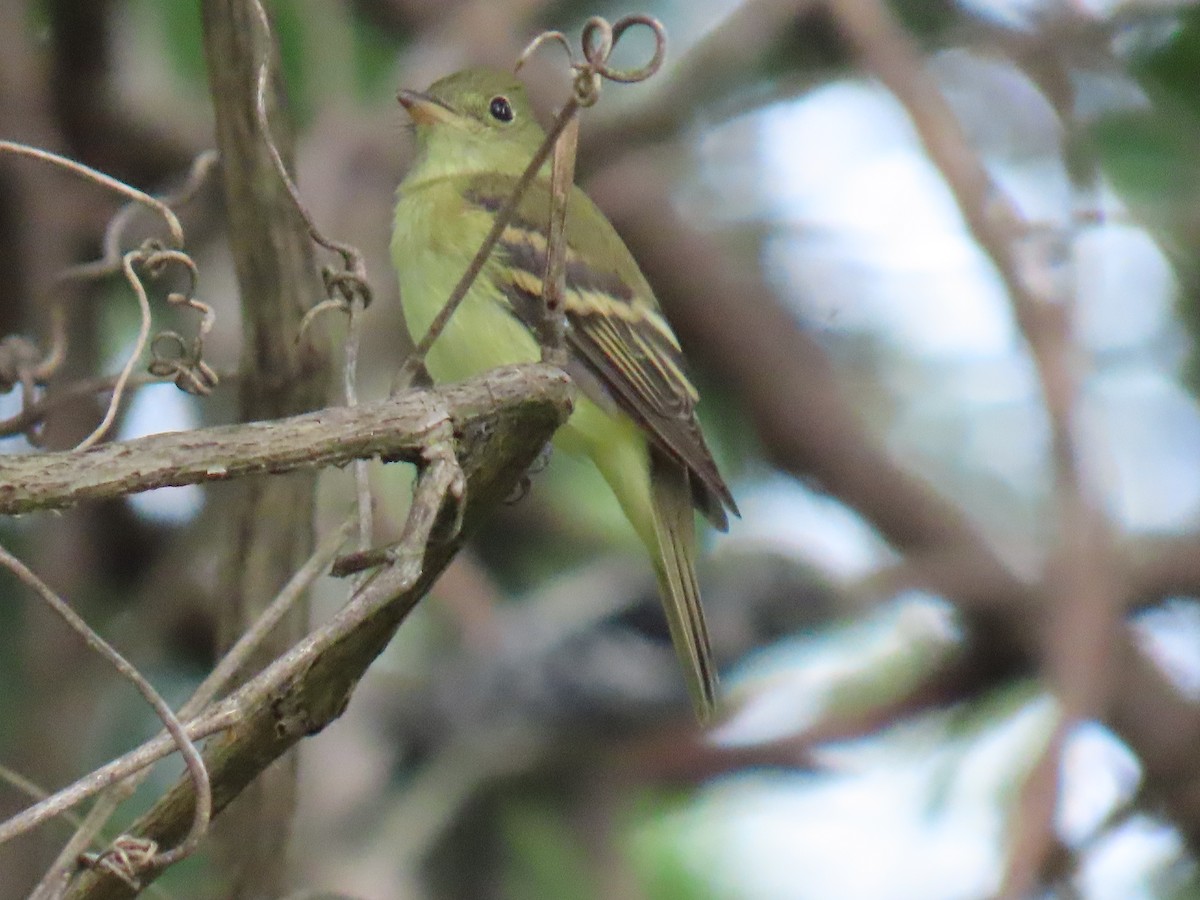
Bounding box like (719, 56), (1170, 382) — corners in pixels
(392, 179), (639, 459)
(392, 180), (541, 383)
(393, 177), (662, 551)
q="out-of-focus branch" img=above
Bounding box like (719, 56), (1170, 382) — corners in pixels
(47, 0), (198, 191)
(824, 0), (1043, 361)
(1126, 536), (1200, 608)
(589, 157), (1033, 626)
(397, 0), (556, 89)
(822, 1), (1121, 892)
(201, 0), (331, 890)
(577, 0), (966, 177)
(349, 0), (456, 34)
(579, 0), (828, 176)
(587, 124), (1200, 859)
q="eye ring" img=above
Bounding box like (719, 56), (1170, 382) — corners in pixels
(489, 96), (514, 123)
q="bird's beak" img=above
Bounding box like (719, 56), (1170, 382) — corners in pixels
(397, 89), (456, 126)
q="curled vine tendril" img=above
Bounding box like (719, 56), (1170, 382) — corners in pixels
(510, 16), (666, 361)
(0, 144), (218, 446)
(517, 14), (667, 104)
(143, 246), (218, 396)
(80, 835), (159, 890)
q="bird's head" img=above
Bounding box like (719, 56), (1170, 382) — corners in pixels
(398, 67), (546, 181)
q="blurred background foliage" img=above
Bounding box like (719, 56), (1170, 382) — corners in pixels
(2, 0), (1200, 897)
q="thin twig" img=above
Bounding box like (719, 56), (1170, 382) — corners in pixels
(0, 142), (184, 247)
(39, 153), (219, 414)
(537, 113), (576, 362)
(0, 772), (177, 900)
(71, 251), (154, 451)
(0, 707), (238, 848)
(71, 239), (219, 451)
(58, 151), (218, 287)
(194, 515), (358, 716)
(31, 800), (120, 900)
(525, 15), (668, 362)
(0, 546), (212, 872)
(33, 518), (355, 895)
(0, 145), (214, 446)
(332, 422), (466, 578)
(249, 0), (372, 314)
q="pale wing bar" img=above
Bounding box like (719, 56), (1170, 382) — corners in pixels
(466, 184), (738, 527)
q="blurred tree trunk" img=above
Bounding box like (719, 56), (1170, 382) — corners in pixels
(0, 3), (108, 893)
(201, 0), (329, 894)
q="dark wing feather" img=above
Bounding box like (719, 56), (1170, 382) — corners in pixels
(566, 307), (735, 529)
(464, 174), (738, 528)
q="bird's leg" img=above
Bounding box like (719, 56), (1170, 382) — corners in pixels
(504, 439), (554, 505)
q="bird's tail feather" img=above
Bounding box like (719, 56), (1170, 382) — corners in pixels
(649, 445), (718, 722)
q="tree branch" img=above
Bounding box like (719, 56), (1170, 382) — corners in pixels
(0, 365), (570, 515)
(60, 363), (570, 898)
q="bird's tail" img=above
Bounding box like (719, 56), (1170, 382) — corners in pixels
(649, 445), (718, 722)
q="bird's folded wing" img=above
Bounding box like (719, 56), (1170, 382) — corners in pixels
(463, 174), (738, 527)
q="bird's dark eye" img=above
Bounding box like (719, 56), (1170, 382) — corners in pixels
(489, 96), (514, 123)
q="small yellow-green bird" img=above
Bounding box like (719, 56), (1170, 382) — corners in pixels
(393, 68), (738, 721)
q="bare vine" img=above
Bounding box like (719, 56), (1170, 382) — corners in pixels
(0, 142), (218, 448)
